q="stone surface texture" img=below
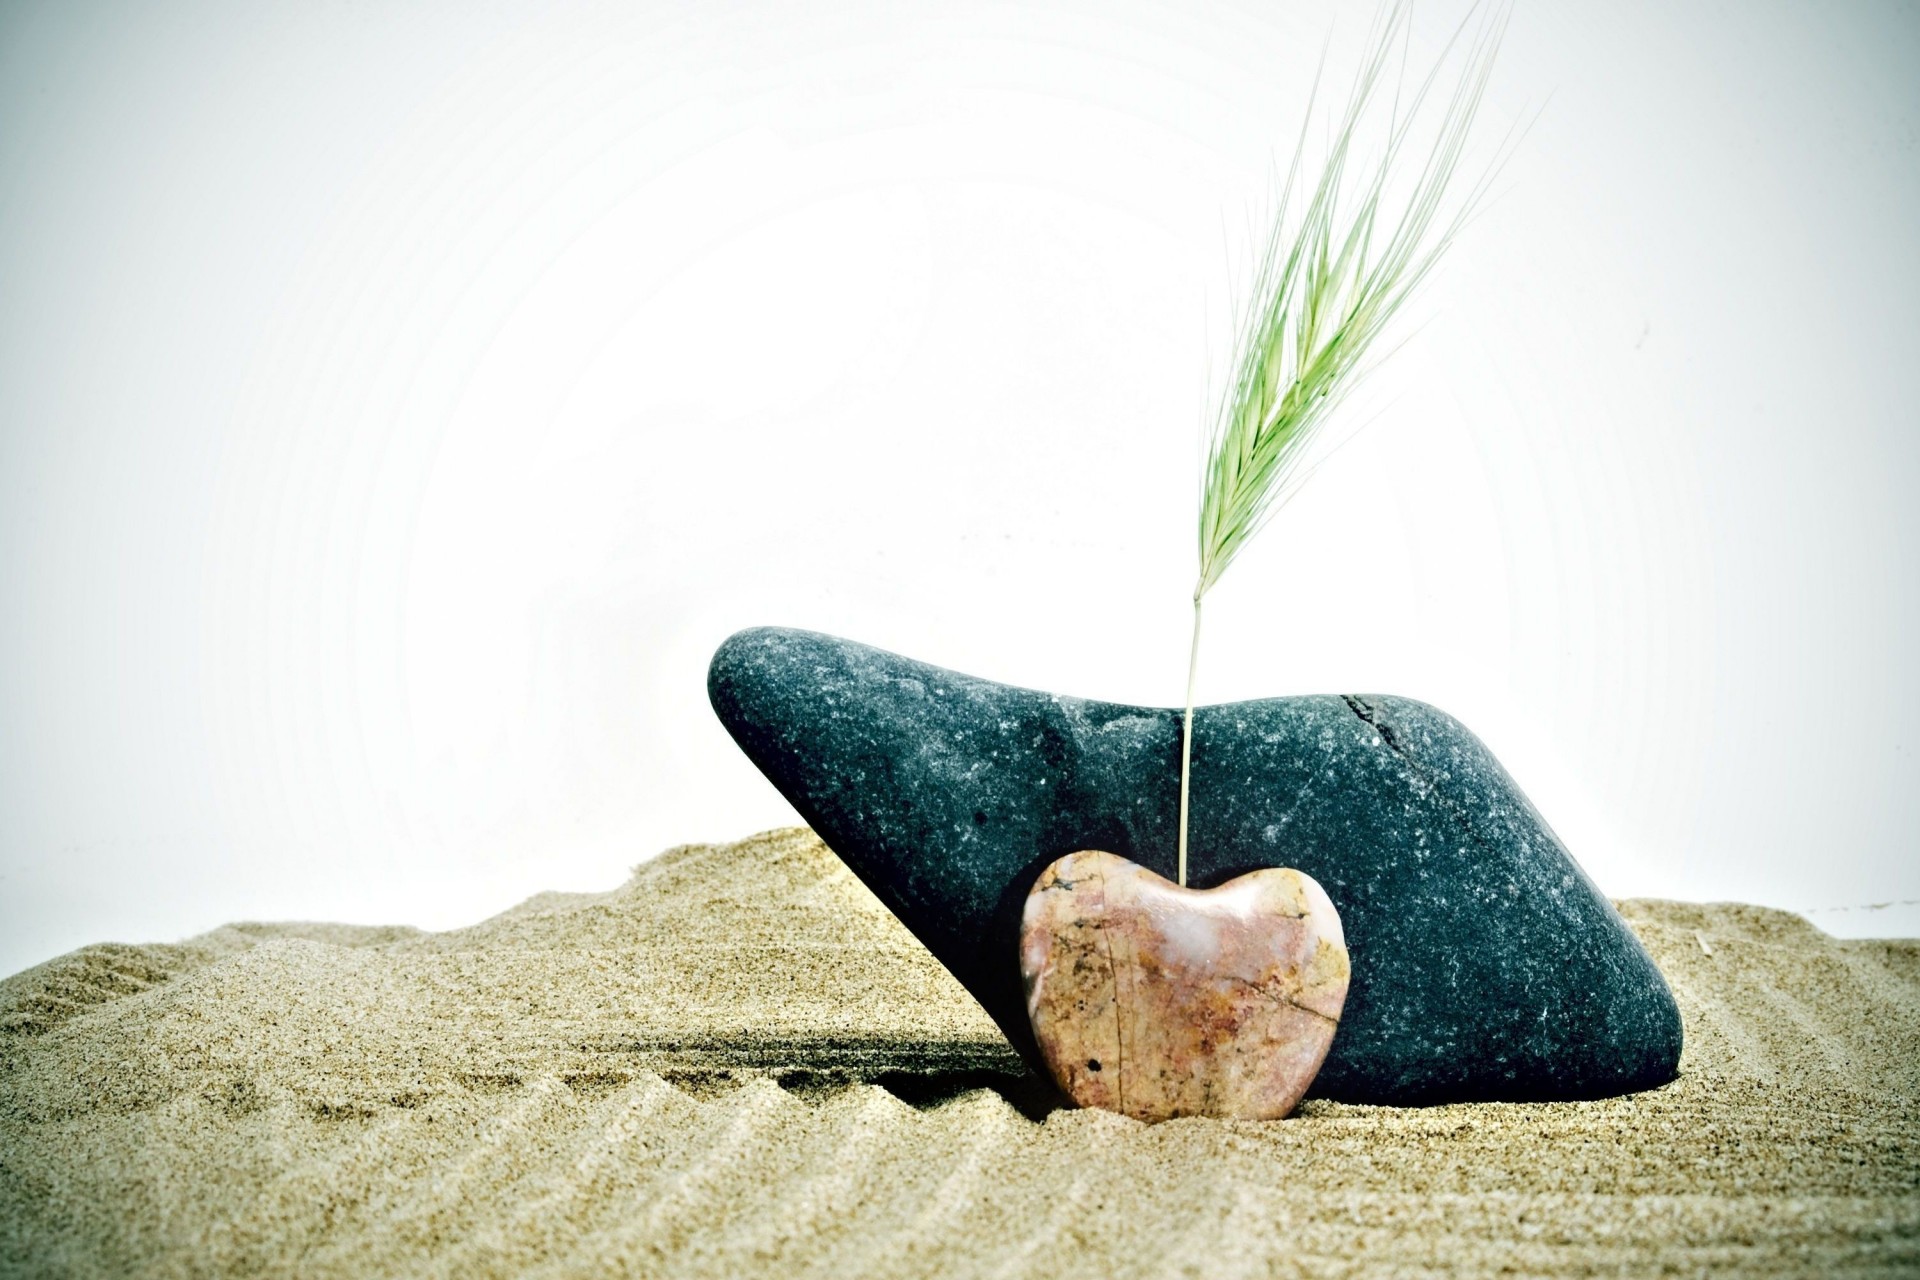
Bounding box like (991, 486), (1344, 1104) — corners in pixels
(708, 626), (1684, 1105)
(1021, 850), (1349, 1121)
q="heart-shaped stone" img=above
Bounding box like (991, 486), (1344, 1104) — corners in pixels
(1020, 850), (1349, 1122)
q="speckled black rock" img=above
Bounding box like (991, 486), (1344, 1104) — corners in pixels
(708, 626), (1682, 1105)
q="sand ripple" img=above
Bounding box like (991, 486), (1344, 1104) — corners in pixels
(3, 828), (1916, 1276)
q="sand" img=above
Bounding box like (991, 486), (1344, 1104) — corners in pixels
(2, 827), (1916, 1278)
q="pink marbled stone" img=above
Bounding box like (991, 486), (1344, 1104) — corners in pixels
(1019, 850), (1349, 1122)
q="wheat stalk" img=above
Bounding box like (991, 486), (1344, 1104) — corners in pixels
(1177, 1), (1513, 887)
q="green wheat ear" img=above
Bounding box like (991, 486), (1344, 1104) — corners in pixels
(1177, 1), (1515, 887)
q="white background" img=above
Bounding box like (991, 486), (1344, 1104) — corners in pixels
(3, 0), (1917, 978)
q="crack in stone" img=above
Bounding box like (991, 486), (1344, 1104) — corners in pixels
(1341, 694), (1500, 864)
(1224, 975), (1342, 1027)
(1091, 862), (1125, 1116)
(1342, 695), (1407, 757)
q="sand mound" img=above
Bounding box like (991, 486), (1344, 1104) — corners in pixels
(3, 828), (1916, 1277)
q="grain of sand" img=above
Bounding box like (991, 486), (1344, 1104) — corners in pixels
(2, 827), (1916, 1277)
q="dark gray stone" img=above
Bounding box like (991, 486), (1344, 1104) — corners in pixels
(708, 626), (1682, 1105)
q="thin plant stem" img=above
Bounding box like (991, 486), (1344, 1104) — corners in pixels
(1180, 0), (1508, 881)
(1178, 594), (1203, 888)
